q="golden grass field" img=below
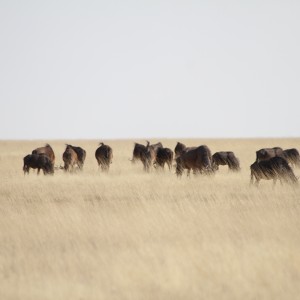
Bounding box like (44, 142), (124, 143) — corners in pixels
(0, 138), (300, 300)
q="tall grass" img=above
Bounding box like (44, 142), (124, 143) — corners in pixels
(0, 139), (299, 300)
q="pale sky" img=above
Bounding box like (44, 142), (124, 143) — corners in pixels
(1, 0), (299, 139)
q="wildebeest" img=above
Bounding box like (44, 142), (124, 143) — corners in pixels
(32, 144), (55, 167)
(131, 141), (163, 172)
(283, 148), (300, 168)
(256, 147), (284, 162)
(95, 142), (113, 171)
(140, 142), (156, 172)
(131, 142), (147, 163)
(176, 145), (214, 177)
(23, 153), (54, 175)
(65, 144), (86, 169)
(63, 145), (79, 172)
(212, 151), (240, 172)
(131, 141), (163, 164)
(174, 142), (196, 158)
(155, 147), (174, 170)
(250, 157), (298, 186)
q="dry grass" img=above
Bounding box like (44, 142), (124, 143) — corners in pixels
(0, 138), (300, 300)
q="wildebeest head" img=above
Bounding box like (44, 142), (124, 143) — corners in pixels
(175, 142), (187, 158)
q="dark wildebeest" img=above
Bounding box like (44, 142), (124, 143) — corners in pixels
(32, 144), (55, 167)
(95, 142), (113, 171)
(250, 157), (298, 186)
(256, 147), (284, 162)
(63, 145), (79, 172)
(174, 142), (196, 159)
(140, 142), (156, 172)
(65, 144), (86, 169)
(283, 148), (300, 168)
(23, 153), (54, 175)
(176, 145), (214, 177)
(155, 147), (174, 170)
(212, 151), (240, 172)
(130, 141), (163, 173)
(131, 141), (163, 164)
(131, 142), (147, 163)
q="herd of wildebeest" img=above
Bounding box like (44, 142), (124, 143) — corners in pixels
(22, 141), (300, 186)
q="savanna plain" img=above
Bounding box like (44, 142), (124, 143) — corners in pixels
(0, 138), (300, 300)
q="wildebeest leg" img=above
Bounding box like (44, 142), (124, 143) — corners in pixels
(23, 165), (29, 175)
(144, 164), (149, 172)
(101, 163), (107, 172)
(167, 161), (172, 171)
(37, 168), (41, 175)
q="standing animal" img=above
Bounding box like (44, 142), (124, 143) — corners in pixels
(63, 145), (79, 172)
(140, 142), (156, 172)
(131, 141), (163, 169)
(32, 144), (55, 167)
(283, 148), (300, 167)
(65, 144), (86, 169)
(95, 142), (113, 171)
(212, 151), (240, 172)
(131, 142), (147, 163)
(176, 145), (213, 177)
(255, 147), (284, 162)
(250, 157), (298, 186)
(23, 153), (54, 175)
(155, 147), (174, 170)
(174, 142), (196, 158)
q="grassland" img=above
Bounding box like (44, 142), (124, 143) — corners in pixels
(0, 138), (300, 300)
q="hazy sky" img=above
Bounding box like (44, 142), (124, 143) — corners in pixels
(1, 0), (299, 139)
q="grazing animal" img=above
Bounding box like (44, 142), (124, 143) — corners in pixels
(63, 145), (79, 172)
(176, 145), (214, 177)
(250, 157), (298, 186)
(23, 153), (54, 175)
(131, 141), (163, 170)
(212, 151), (240, 172)
(155, 147), (174, 170)
(140, 142), (156, 172)
(149, 142), (163, 154)
(283, 148), (300, 167)
(174, 142), (196, 158)
(95, 142), (113, 171)
(256, 147), (284, 162)
(131, 142), (147, 163)
(32, 144), (55, 167)
(65, 144), (86, 169)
